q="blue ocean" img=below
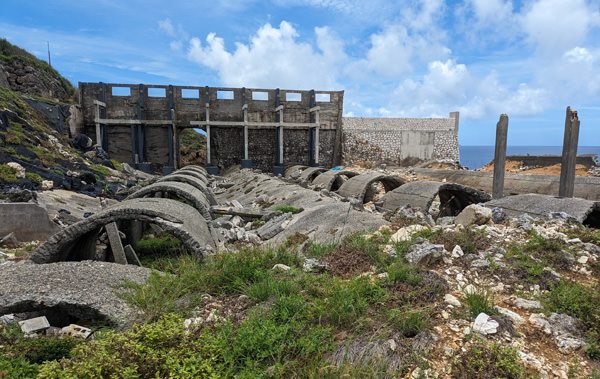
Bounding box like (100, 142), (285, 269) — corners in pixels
(459, 146), (600, 170)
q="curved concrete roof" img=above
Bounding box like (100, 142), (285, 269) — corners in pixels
(336, 173), (404, 203)
(125, 180), (212, 221)
(171, 168), (208, 184)
(29, 198), (214, 264)
(156, 174), (217, 205)
(311, 169), (359, 191)
(485, 193), (600, 227)
(381, 181), (491, 217)
(299, 167), (327, 183)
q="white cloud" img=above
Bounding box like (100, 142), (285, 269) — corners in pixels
(469, 0), (513, 23)
(520, 0), (600, 55)
(158, 18), (175, 37)
(186, 21), (345, 89)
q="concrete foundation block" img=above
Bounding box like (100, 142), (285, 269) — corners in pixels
(161, 166), (175, 175)
(135, 163), (153, 174)
(0, 203), (60, 242)
(241, 159), (253, 169)
(19, 316), (50, 334)
(272, 165), (285, 177)
(206, 165), (219, 175)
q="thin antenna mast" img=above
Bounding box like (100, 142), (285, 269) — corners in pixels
(47, 41), (51, 68)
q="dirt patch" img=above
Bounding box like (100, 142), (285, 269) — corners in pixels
(321, 246), (374, 279)
(481, 160), (591, 176)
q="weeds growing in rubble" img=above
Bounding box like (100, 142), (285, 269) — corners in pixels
(463, 287), (496, 318)
(451, 338), (526, 379)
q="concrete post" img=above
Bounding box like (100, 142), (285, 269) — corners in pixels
(94, 102), (101, 148)
(241, 87), (252, 169)
(492, 114), (508, 199)
(559, 107), (580, 198)
(99, 83), (107, 151)
(315, 109), (320, 165)
(205, 107), (211, 165)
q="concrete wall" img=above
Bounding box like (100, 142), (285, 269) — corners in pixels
(79, 83), (344, 171)
(342, 113), (460, 166)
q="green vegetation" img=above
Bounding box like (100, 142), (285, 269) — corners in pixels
(180, 128), (207, 152)
(110, 159), (123, 171)
(464, 287), (496, 318)
(274, 205), (303, 214)
(451, 338), (526, 378)
(541, 280), (600, 359)
(0, 163), (18, 183)
(90, 164), (109, 176)
(0, 322), (82, 378)
(25, 171), (42, 183)
(564, 225), (600, 245)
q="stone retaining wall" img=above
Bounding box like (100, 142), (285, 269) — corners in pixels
(342, 113), (460, 166)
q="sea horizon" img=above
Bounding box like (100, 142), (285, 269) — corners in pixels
(459, 145), (600, 170)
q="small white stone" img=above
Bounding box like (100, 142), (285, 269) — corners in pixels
(577, 255), (588, 264)
(472, 313), (499, 335)
(451, 245), (464, 258)
(444, 294), (461, 307)
(272, 263), (291, 272)
(463, 326), (471, 335)
(463, 284), (477, 295)
(387, 339), (397, 352)
(495, 306), (524, 326)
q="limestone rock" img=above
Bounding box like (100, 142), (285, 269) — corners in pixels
(303, 258), (329, 273)
(404, 242), (445, 265)
(495, 306), (524, 326)
(444, 294), (461, 307)
(455, 204), (491, 226)
(256, 212), (293, 240)
(512, 297), (542, 310)
(41, 180), (54, 191)
(6, 162), (25, 178)
(472, 312), (499, 335)
(390, 224), (428, 243)
(272, 263), (291, 272)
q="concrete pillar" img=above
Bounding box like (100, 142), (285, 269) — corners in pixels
(273, 88), (284, 176)
(492, 114), (508, 199)
(559, 107), (580, 198)
(241, 87), (252, 169)
(315, 110), (320, 165)
(99, 83), (107, 151)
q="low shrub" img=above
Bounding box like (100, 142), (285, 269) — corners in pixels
(274, 205), (303, 214)
(451, 339), (526, 378)
(0, 163), (17, 183)
(464, 287), (496, 318)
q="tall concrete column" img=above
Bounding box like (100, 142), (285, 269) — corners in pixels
(241, 87), (252, 169)
(315, 110), (320, 166)
(492, 114), (508, 199)
(205, 86), (218, 175)
(559, 107), (580, 198)
(273, 88), (284, 176)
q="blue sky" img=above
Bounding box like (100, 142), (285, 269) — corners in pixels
(1, 0), (599, 146)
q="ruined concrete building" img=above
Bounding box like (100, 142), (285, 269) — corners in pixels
(79, 82), (459, 174)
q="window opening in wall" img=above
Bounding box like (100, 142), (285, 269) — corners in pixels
(252, 91), (269, 101)
(286, 92), (302, 102)
(148, 88), (166, 97)
(112, 86), (131, 96)
(316, 93), (330, 102)
(217, 90), (234, 100)
(181, 89), (200, 98)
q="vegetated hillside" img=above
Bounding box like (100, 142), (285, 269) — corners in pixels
(0, 38), (75, 102)
(180, 128), (207, 167)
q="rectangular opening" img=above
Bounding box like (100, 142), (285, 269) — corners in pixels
(316, 93), (330, 102)
(252, 91), (269, 101)
(148, 87), (166, 97)
(181, 89), (199, 98)
(111, 86), (131, 96)
(217, 90), (234, 100)
(286, 92), (302, 102)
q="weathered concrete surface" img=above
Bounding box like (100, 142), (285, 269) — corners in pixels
(29, 198), (214, 264)
(156, 173), (217, 205)
(0, 261), (152, 328)
(216, 170), (389, 244)
(172, 168), (208, 184)
(126, 180), (212, 221)
(0, 203), (60, 241)
(336, 173), (404, 203)
(311, 169), (359, 191)
(485, 193), (600, 226)
(381, 181), (491, 217)
(413, 168), (600, 201)
(299, 167), (327, 183)
(285, 165), (308, 178)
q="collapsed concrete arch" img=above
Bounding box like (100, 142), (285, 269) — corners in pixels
(336, 173), (405, 203)
(29, 198), (215, 264)
(381, 181), (492, 217)
(311, 169), (359, 191)
(299, 167), (327, 183)
(285, 165), (309, 179)
(171, 168), (208, 184)
(485, 193), (600, 227)
(156, 174), (217, 205)
(126, 181), (212, 221)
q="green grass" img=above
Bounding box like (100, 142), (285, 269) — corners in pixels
(25, 171), (42, 183)
(464, 287), (496, 318)
(0, 163), (18, 183)
(274, 205), (303, 214)
(451, 338), (526, 378)
(90, 164), (109, 176)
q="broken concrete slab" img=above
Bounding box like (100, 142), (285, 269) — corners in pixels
(336, 172), (404, 203)
(484, 193), (600, 227)
(0, 261), (152, 329)
(455, 204), (492, 226)
(18, 316), (50, 334)
(285, 165), (309, 179)
(105, 222), (127, 264)
(381, 181), (491, 217)
(256, 212), (293, 240)
(29, 198), (215, 264)
(0, 202), (61, 242)
(123, 244), (141, 266)
(299, 167), (327, 183)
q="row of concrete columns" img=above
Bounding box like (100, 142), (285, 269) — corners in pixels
(492, 106), (582, 199)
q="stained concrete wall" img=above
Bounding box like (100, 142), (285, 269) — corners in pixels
(79, 83), (344, 172)
(342, 113), (460, 166)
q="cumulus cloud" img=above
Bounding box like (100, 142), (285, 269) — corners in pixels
(158, 18), (175, 37)
(520, 0), (600, 55)
(186, 21), (345, 89)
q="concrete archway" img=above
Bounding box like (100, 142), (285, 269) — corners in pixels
(285, 165), (309, 179)
(381, 181), (491, 217)
(29, 198), (214, 264)
(156, 174), (217, 205)
(299, 167), (327, 183)
(336, 173), (404, 203)
(311, 170), (359, 191)
(126, 181), (213, 221)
